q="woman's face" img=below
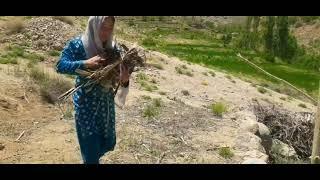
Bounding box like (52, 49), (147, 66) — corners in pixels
(99, 17), (114, 43)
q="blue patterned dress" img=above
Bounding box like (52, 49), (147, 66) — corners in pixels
(56, 36), (116, 164)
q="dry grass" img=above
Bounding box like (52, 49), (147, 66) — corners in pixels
(201, 81), (209, 86)
(52, 16), (74, 25)
(5, 17), (25, 34)
(149, 63), (164, 70)
(29, 65), (73, 103)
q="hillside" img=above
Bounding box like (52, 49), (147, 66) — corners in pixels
(0, 16), (317, 164)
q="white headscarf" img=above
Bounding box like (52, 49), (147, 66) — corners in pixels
(81, 16), (114, 58)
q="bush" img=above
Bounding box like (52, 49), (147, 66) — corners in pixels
(264, 53), (275, 63)
(284, 35), (299, 61)
(294, 52), (320, 71)
(218, 147), (234, 159)
(211, 102), (227, 117)
(222, 33), (232, 47)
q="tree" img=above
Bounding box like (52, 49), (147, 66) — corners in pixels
(264, 16), (275, 54)
(278, 16), (289, 59)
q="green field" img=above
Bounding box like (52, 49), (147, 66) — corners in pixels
(123, 22), (319, 100)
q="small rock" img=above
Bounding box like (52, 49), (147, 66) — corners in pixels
(0, 143), (5, 151)
(271, 139), (297, 158)
(240, 119), (259, 134)
(258, 122), (270, 136)
(242, 158), (267, 164)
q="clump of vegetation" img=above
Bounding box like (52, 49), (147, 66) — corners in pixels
(218, 147), (234, 159)
(258, 87), (267, 94)
(0, 45), (44, 65)
(136, 72), (158, 92)
(175, 65), (193, 77)
(29, 65), (73, 104)
(142, 98), (163, 119)
(211, 102), (228, 117)
(142, 37), (157, 47)
(141, 95), (152, 100)
(298, 103), (307, 108)
(152, 98), (162, 107)
(48, 50), (61, 57)
(279, 97), (286, 101)
(159, 91), (166, 95)
(225, 75), (232, 80)
(143, 105), (159, 119)
(208, 71), (216, 77)
(0, 56), (18, 64)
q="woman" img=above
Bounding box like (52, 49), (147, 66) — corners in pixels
(56, 16), (130, 164)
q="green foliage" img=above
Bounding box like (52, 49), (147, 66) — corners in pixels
(218, 147), (234, 159)
(211, 102), (228, 117)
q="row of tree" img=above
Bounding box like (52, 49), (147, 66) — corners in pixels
(239, 16), (300, 63)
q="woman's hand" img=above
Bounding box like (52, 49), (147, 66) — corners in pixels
(120, 64), (130, 84)
(84, 55), (106, 70)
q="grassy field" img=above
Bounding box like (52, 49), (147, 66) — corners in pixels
(117, 20), (319, 100)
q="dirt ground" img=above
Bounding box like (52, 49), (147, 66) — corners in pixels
(0, 17), (315, 164)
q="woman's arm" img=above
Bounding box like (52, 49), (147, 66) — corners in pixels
(56, 40), (86, 75)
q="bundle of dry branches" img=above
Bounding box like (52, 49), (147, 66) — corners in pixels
(254, 103), (315, 158)
(58, 43), (146, 101)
